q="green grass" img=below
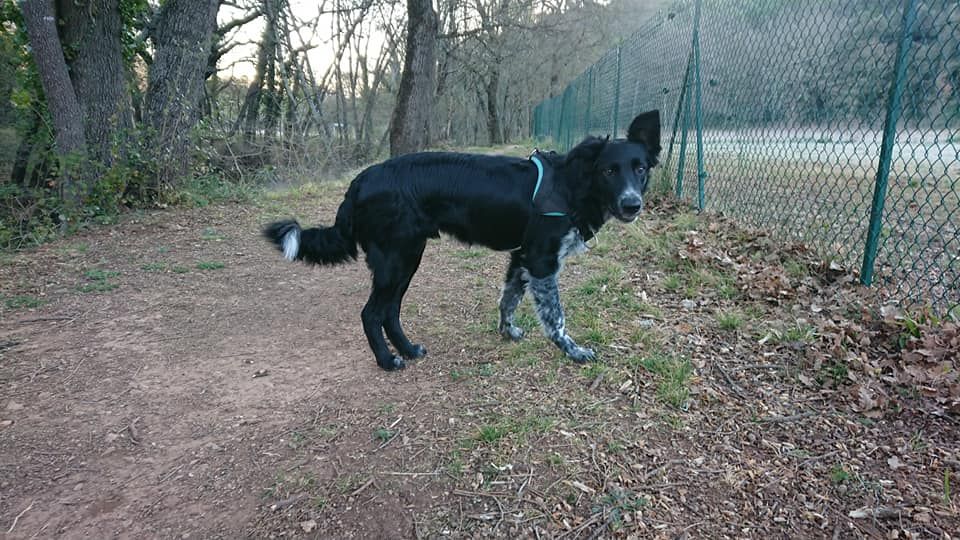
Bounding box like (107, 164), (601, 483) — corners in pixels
(196, 261), (225, 270)
(764, 322), (817, 344)
(641, 353), (693, 409)
(783, 258), (809, 279)
(581, 362), (606, 380)
(171, 265), (189, 274)
(3, 295), (46, 309)
(78, 267), (120, 293)
(662, 275), (682, 293)
(597, 488), (648, 530)
(716, 310), (745, 331)
(141, 262), (167, 272)
(200, 227), (225, 241)
(450, 363), (496, 381)
(373, 428), (395, 442)
(455, 248), (484, 259)
(84, 269), (120, 281)
(830, 465), (850, 484)
(476, 424), (509, 444)
(77, 282), (119, 293)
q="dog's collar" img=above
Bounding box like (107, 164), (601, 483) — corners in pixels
(530, 153), (566, 217)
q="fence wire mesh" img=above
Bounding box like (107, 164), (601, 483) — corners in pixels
(532, 0), (959, 313)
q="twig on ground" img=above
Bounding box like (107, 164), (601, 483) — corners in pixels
(7, 499), (34, 534)
(713, 362), (748, 400)
(376, 430), (401, 451)
(350, 477), (375, 497)
(588, 372), (604, 392)
(270, 494), (307, 511)
(759, 411), (816, 424)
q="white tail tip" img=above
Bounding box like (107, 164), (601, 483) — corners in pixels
(281, 228), (300, 261)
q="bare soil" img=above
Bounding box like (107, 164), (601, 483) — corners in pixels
(1, 184), (957, 539)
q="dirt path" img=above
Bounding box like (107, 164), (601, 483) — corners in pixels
(1, 186), (957, 539)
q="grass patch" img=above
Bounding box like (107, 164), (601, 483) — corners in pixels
(171, 265), (190, 274)
(716, 310), (745, 331)
(77, 281), (119, 293)
(451, 363), (496, 381)
(782, 258), (809, 279)
(641, 353), (693, 409)
(141, 262), (167, 272)
(476, 424), (509, 444)
(596, 488), (647, 531)
(581, 362), (606, 381)
(200, 227), (225, 241)
(196, 261), (225, 271)
(84, 269), (120, 281)
(3, 295), (46, 309)
(455, 248), (484, 259)
(373, 428), (395, 442)
(78, 267), (120, 293)
(830, 465), (850, 484)
(662, 275), (682, 293)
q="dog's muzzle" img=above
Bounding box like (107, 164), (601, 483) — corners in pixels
(616, 193), (644, 222)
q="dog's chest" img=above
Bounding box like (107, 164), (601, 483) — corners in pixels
(558, 228), (588, 261)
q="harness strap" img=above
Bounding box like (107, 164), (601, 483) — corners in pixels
(530, 154), (566, 217)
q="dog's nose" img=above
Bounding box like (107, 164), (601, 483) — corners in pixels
(620, 195), (643, 216)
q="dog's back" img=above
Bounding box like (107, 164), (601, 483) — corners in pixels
(350, 152), (538, 251)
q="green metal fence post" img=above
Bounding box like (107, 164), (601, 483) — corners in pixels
(664, 51), (693, 172)
(585, 66), (594, 134)
(675, 64), (693, 199)
(613, 43), (622, 137)
(860, 0), (918, 286)
(692, 0), (707, 212)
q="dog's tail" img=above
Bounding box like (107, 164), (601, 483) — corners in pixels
(262, 189), (358, 265)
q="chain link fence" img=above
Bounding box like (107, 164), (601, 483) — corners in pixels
(532, 0), (959, 313)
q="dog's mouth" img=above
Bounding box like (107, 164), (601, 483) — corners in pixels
(614, 206), (643, 223)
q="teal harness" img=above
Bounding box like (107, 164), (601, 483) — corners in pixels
(530, 154), (566, 217)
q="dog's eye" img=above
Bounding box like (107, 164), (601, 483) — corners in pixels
(602, 168), (615, 177)
(634, 165), (646, 175)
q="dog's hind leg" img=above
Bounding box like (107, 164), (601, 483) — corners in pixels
(362, 243), (408, 370)
(498, 251), (527, 341)
(383, 240), (427, 360)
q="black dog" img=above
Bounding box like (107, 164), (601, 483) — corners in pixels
(264, 111), (661, 371)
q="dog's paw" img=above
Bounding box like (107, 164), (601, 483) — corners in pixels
(499, 324), (525, 341)
(567, 346), (596, 364)
(403, 344), (427, 360)
(378, 355), (406, 371)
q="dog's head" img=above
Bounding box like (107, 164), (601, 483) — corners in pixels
(566, 110), (661, 223)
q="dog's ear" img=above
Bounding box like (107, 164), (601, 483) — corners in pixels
(564, 136), (607, 165)
(627, 110), (661, 158)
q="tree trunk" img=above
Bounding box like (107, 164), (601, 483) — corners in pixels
(389, 0), (437, 157)
(20, 0), (86, 200)
(56, 0), (133, 168)
(143, 0), (220, 188)
(485, 69), (502, 145)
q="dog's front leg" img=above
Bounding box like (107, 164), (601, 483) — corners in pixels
(498, 252), (527, 341)
(529, 273), (596, 363)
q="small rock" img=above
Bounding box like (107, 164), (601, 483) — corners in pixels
(5, 401), (24, 411)
(74, 483), (83, 491)
(253, 369), (269, 378)
(300, 520), (317, 533)
(681, 299), (697, 310)
(637, 319), (656, 328)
